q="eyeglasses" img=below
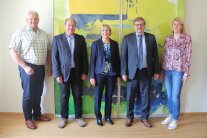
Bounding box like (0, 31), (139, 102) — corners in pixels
(134, 23), (145, 27)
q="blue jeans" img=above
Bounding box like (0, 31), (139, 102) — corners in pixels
(18, 63), (45, 120)
(164, 70), (184, 121)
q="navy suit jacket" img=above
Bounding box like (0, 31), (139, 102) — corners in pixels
(52, 33), (88, 82)
(90, 38), (120, 78)
(121, 32), (160, 79)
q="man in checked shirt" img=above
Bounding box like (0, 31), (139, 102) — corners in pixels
(9, 10), (52, 129)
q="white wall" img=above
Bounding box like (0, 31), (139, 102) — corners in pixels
(0, 5), (2, 100)
(182, 0), (207, 112)
(0, 0), (54, 113)
(0, 0), (207, 113)
(0, 24), (2, 99)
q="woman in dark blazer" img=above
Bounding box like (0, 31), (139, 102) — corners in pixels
(90, 24), (120, 126)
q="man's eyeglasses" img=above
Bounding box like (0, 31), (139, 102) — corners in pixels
(134, 23), (145, 27)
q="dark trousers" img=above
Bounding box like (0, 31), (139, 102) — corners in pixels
(126, 68), (151, 120)
(94, 73), (117, 120)
(60, 69), (82, 119)
(18, 63), (45, 121)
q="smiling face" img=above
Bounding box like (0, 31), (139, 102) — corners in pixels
(65, 18), (76, 36)
(26, 12), (39, 31)
(100, 25), (111, 39)
(172, 20), (183, 34)
(134, 19), (145, 34)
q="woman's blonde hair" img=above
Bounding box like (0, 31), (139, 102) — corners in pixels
(172, 17), (185, 33)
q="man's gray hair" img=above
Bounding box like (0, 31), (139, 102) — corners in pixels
(65, 17), (76, 25)
(26, 10), (39, 19)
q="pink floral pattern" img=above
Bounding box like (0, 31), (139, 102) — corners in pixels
(162, 33), (192, 76)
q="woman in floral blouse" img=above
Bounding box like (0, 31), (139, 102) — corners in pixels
(161, 17), (192, 130)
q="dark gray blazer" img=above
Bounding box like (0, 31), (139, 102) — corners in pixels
(52, 33), (88, 82)
(90, 38), (120, 78)
(121, 32), (160, 79)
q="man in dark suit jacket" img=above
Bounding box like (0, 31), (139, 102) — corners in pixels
(52, 17), (88, 128)
(121, 17), (160, 128)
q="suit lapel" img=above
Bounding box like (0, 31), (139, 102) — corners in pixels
(131, 33), (138, 55)
(62, 34), (69, 47)
(74, 34), (78, 53)
(98, 38), (104, 57)
(144, 32), (149, 55)
(109, 39), (114, 55)
(62, 33), (71, 55)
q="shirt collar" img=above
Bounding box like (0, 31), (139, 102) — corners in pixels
(136, 32), (144, 36)
(65, 33), (75, 38)
(26, 26), (39, 32)
(170, 33), (185, 39)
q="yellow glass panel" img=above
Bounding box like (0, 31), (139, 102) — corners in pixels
(68, 0), (120, 14)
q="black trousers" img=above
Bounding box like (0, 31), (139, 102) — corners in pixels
(126, 68), (151, 120)
(94, 73), (117, 120)
(60, 69), (82, 119)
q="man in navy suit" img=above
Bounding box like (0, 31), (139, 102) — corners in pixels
(121, 17), (160, 128)
(52, 17), (88, 128)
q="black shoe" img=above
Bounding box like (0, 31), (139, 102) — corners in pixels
(105, 118), (114, 125)
(97, 119), (103, 126)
